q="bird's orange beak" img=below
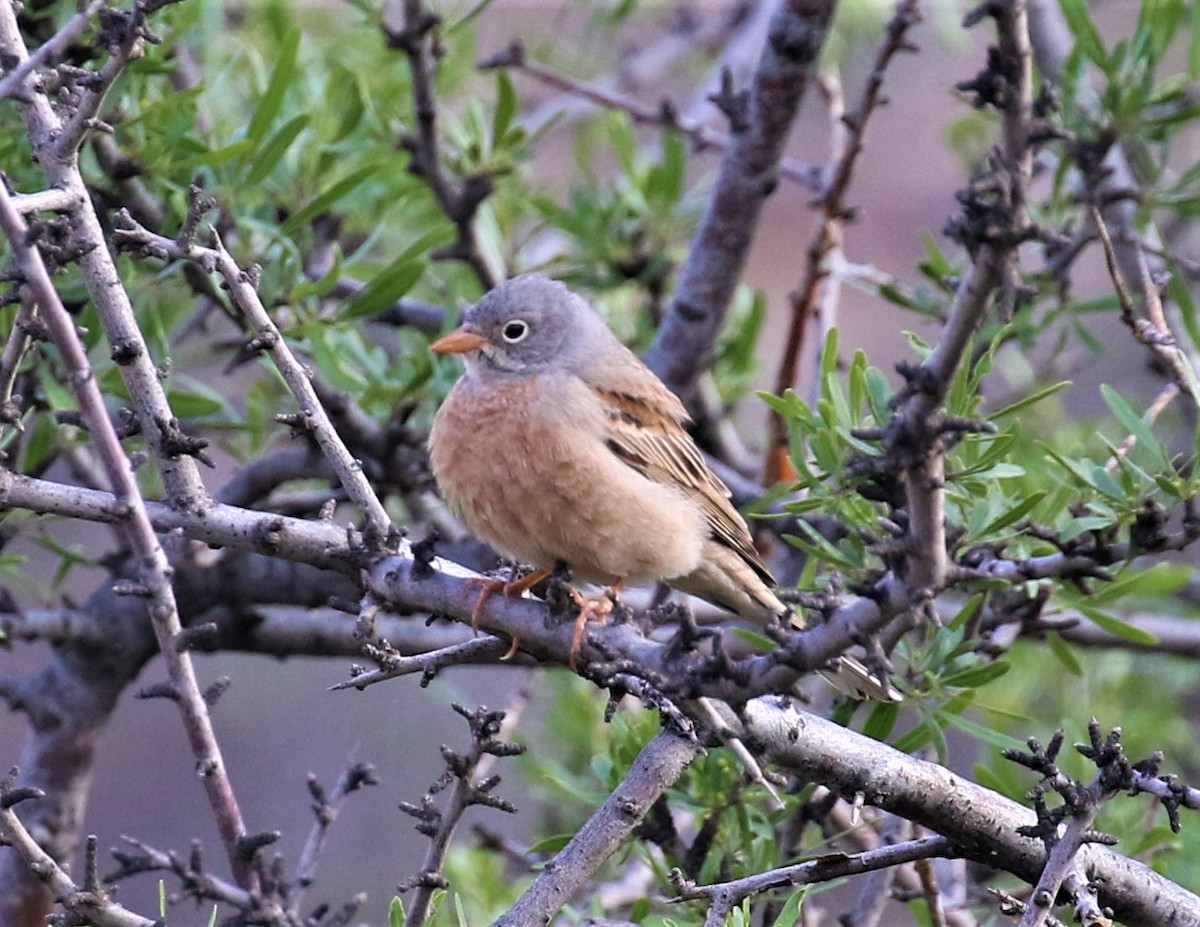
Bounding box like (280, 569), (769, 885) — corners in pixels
(431, 326), (486, 355)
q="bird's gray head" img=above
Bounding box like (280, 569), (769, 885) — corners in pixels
(431, 274), (603, 376)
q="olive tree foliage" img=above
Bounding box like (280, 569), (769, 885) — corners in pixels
(2, 0), (1200, 925)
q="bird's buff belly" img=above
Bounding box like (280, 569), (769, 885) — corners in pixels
(430, 388), (706, 584)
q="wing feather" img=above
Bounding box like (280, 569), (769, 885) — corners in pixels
(593, 383), (775, 587)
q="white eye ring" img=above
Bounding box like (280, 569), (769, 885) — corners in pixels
(502, 320), (530, 343)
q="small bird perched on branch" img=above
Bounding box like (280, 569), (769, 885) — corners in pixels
(429, 274), (898, 700)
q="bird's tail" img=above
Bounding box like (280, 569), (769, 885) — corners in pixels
(819, 655), (902, 702)
(783, 611), (902, 702)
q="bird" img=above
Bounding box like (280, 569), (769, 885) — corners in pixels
(428, 273), (899, 700)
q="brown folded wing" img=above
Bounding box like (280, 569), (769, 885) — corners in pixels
(592, 381), (775, 588)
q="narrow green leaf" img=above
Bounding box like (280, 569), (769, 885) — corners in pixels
(389, 896), (405, 927)
(525, 834), (574, 854)
(783, 528), (859, 571)
(940, 659), (1011, 689)
(1075, 603), (1159, 645)
(172, 137), (255, 172)
(1191, 0), (1200, 78)
(819, 327), (839, 394)
(245, 113), (309, 185)
(947, 593), (984, 631)
(282, 164), (380, 235)
(771, 888), (811, 927)
(862, 700), (900, 742)
(1100, 384), (1171, 471)
(936, 709), (1024, 751)
(1045, 631), (1083, 675)
(988, 381), (1071, 420)
(974, 490), (1047, 538)
(730, 627), (776, 652)
(341, 259), (423, 320)
(492, 71), (517, 146)
(248, 28), (300, 145)
(1057, 0), (1109, 67)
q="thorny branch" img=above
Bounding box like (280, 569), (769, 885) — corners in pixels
(400, 703), (524, 927)
(1005, 721), (1200, 927)
(0, 776), (155, 927)
(742, 698), (1200, 927)
(112, 194), (398, 547)
(0, 181), (256, 890)
(672, 835), (955, 926)
(493, 732), (701, 927)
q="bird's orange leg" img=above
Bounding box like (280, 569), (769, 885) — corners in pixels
(567, 579), (624, 670)
(465, 568), (551, 633)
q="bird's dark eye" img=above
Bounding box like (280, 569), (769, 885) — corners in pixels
(502, 320), (529, 343)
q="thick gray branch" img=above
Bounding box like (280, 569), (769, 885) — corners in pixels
(742, 698), (1200, 927)
(644, 0), (836, 396)
(493, 732), (700, 927)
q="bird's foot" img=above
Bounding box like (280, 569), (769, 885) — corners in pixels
(567, 580), (623, 670)
(465, 568), (551, 632)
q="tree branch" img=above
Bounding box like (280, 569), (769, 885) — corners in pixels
(492, 731), (700, 927)
(643, 0), (836, 398)
(741, 698), (1200, 927)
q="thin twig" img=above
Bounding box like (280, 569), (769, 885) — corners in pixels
(289, 761), (379, 915)
(0, 785), (155, 927)
(403, 704), (524, 927)
(0, 0), (107, 104)
(481, 41), (821, 192)
(764, 0), (921, 483)
(675, 834), (954, 913)
(383, 0), (497, 289)
(0, 183), (255, 889)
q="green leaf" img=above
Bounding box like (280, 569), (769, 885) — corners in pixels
(947, 593), (984, 631)
(340, 259), (423, 320)
(167, 378), (230, 418)
(172, 137), (255, 172)
(1074, 603), (1159, 645)
(770, 888), (810, 927)
(1100, 384), (1171, 471)
(1191, 0), (1200, 78)
(1057, 0), (1109, 67)
(1045, 630), (1083, 675)
(862, 700), (900, 742)
(525, 833), (573, 854)
(729, 627), (776, 652)
(247, 28), (300, 145)
(245, 113), (310, 185)
(307, 328), (369, 393)
(492, 71), (518, 148)
(389, 896), (405, 927)
(282, 165), (381, 235)
(988, 381), (1070, 420)
(819, 327), (838, 393)
(973, 491), (1047, 538)
(1089, 562), (1192, 603)
(936, 709), (1024, 751)
(940, 659), (1011, 689)
(783, 526), (860, 571)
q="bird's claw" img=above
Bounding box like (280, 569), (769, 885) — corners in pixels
(464, 568), (551, 633)
(567, 581), (622, 670)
